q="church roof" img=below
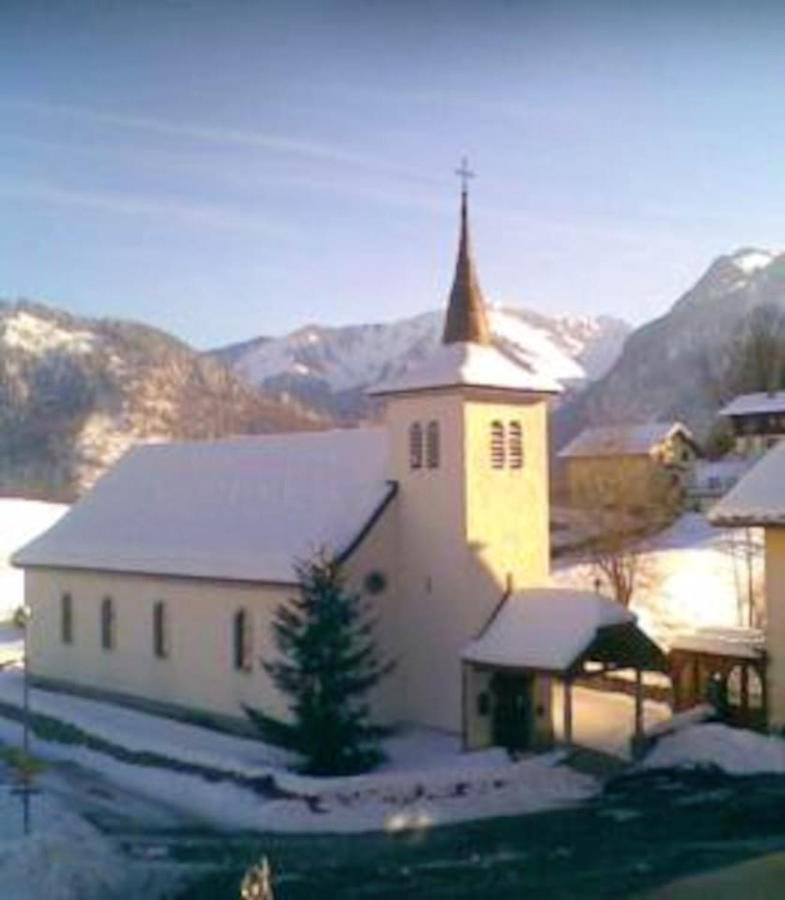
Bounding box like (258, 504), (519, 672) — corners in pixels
(462, 588), (636, 673)
(709, 440), (785, 526)
(368, 340), (562, 397)
(558, 422), (692, 459)
(13, 428), (395, 584)
(442, 187), (491, 345)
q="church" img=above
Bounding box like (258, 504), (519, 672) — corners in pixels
(13, 181), (662, 753)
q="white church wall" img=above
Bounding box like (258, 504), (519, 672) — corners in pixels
(23, 499), (403, 729)
(26, 568), (290, 723)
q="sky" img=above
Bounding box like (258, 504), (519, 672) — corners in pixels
(2, 0), (785, 349)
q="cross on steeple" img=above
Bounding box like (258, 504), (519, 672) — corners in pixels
(442, 157), (490, 346)
(455, 156), (475, 195)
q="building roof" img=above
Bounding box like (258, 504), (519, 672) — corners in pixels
(709, 440), (785, 526)
(13, 428), (395, 583)
(670, 626), (765, 661)
(719, 391), (785, 417)
(558, 422), (692, 460)
(369, 340), (562, 397)
(462, 588), (636, 673)
(442, 187), (491, 346)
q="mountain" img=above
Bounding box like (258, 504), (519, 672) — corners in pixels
(560, 247), (785, 444)
(211, 308), (630, 421)
(0, 300), (323, 500)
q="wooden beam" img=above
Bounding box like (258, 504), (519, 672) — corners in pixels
(634, 667), (644, 740)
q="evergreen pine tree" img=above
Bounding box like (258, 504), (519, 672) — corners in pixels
(259, 551), (393, 775)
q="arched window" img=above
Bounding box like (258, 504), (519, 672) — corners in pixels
(100, 596), (115, 651)
(153, 600), (169, 659)
(61, 592), (73, 645)
(509, 421), (523, 469)
(727, 665), (764, 711)
(490, 421), (506, 469)
(409, 422), (423, 470)
(233, 608), (252, 672)
(426, 420), (440, 469)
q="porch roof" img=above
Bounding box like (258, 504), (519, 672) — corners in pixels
(462, 588), (666, 675)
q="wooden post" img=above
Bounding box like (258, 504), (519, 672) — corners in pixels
(634, 667), (644, 741)
(563, 678), (573, 747)
(741, 664), (750, 719)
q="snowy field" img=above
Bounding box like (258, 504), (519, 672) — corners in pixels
(0, 499), (67, 622)
(553, 513), (764, 647)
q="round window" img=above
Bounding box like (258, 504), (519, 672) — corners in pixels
(364, 571), (387, 595)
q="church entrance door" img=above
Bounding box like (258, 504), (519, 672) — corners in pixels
(491, 672), (533, 752)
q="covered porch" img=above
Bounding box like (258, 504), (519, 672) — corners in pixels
(462, 589), (667, 757)
(670, 627), (767, 730)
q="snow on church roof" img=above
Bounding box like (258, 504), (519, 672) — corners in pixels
(462, 588), (634, 673)
(368, 340), (563, 397)
(13, 428), (394, 583)
(709, 439), (785, 526)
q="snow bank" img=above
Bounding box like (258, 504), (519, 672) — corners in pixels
(0, 830), (129, 900)
(0, 499), (68, 621)
(0, 755), (177, 900)
(642, 723), (785, 775)
(0, 671), (596, 833)
(0, 669), (511, 784)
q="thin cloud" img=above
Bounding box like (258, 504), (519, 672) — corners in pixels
(1, 97), (426, 180)
(0, 179), (292, 236)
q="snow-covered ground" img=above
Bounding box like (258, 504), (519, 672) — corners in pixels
(0, 755), (181, 900)
(553, 685), (671, 760)
(643, 722), (785, 775)
(553, 513), (764, 647)
(0, 499), (68, 622)
(0, 668), (597, 834)
(0, 624), (23, 668)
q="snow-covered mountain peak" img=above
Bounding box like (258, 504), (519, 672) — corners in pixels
(213, 308), (630, 421)
(729, 247), (775, 276)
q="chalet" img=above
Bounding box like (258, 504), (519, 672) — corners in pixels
(558, 422), (698, 509)
(719, 391), (785, 457)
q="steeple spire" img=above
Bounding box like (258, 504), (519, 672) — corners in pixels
(442, 158), (491, 346)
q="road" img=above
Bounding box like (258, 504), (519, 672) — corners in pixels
(122, 767), (785, 899)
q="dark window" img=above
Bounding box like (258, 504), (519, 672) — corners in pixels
(426, 420), (440, 469)
(233, 609), (252, 672)
(409, 423), (423, 470)
(61, 592), (73, 645)
(491, 421), (505, 469)
(509, 421), (523, 469)
(100, 596), (115, 651)
(153, 600), (169, 659)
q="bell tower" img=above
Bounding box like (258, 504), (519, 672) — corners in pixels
(368, 164), (561, 731)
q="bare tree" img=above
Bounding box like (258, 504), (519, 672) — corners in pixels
(573, 442), (680, 607)
(720, 525), (764, 628)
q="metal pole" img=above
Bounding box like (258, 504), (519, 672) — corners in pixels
(22, 605), (31, 836)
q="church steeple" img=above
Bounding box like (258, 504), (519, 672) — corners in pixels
(442, 159), (491, 346)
